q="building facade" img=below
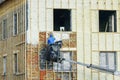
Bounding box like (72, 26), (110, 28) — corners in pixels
(0, 0), (25, 80)
(0, 0), (120, 80)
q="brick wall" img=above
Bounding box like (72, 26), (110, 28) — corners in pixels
(26, 44), (40, 80)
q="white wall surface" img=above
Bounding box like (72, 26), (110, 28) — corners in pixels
(26, 0), (120, 79)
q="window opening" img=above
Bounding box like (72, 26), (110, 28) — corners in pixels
(0, 22), (2, 40)
(14, 54), (18, 73)
(3, 56), (7, 74)
(99, 10), (117, 32)
(2, 19), (7, 39)
(13, 13), (18, 35)
(54, 9), (71, 31)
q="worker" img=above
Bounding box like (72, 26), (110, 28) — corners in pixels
(46, 33), (56, 61)
(47, 33), (55, 45)
(46, 33), (64, 62)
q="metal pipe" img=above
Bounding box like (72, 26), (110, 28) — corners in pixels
(63, 59), (115, 74)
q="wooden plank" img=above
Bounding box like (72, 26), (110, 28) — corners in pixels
(119, 0), (120, 33)
(91, 0), (98, 9)
(106, 34), (113, 51)
(77, 65), (84, 80)
(85, 68), (91, 80)
(46, 9), (53, 31)
(105, 0), (112, 10)
(106, 74), (113, 80)
(84, 33), (91, 80)
(92, 33), (98, 51)
(76, 3), (83, 32)
(84, 4), (92, 80)
(92, 73), (99, 80)
(69, 0), (76, 8)
(61, 0), (68, 8)
(84, 2), (91, 32)
(91, 10), (99, 32)
(92, 52), (99, 80)
(71, 9), (76, 32)
(84, 33), (91, 64)
(117, 11), (120, 33)
(98, 0), (105, 9)
(92, 52), (99, 66)
(54, 0), (61, 8)
(112, 0), (119, 10)
(76, 1), (84, 80)
(62, 39), (69, 48)
(30, 0), (39, 44)
(46, 71), (54, 79)
(39, 0), (46, 31)
(72, 51), (77, 71)
(77, 32), (84, 80)
(114, 75), (120, 80)
(76, 0), (82, 9)
(99, 72), (106, 80)
(46, 0), (53, 8)
(39, 32), (46, 42)
(117, 52), (120, 71)
(99, 34), (106, 51)
(113, 34), (120, 51)
(70, 33), (76, 48)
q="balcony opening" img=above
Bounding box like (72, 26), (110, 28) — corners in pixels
(54, 9), (71, 31)
(99, 10), (117, 32)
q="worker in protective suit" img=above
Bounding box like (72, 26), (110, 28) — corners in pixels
(46, 33), (63, 62)
(47, 33), (55, 45)
(46, 33), (56, 61)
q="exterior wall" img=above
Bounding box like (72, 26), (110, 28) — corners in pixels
(1, 0), (120, 80)
(77, 0), (120, 80)
(27, 0), (78, 79)
(27, 0), (77, 44)
(0, 0), (26, 80)
(26, 44), (39, 80)
(27, 0), (120, 80)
